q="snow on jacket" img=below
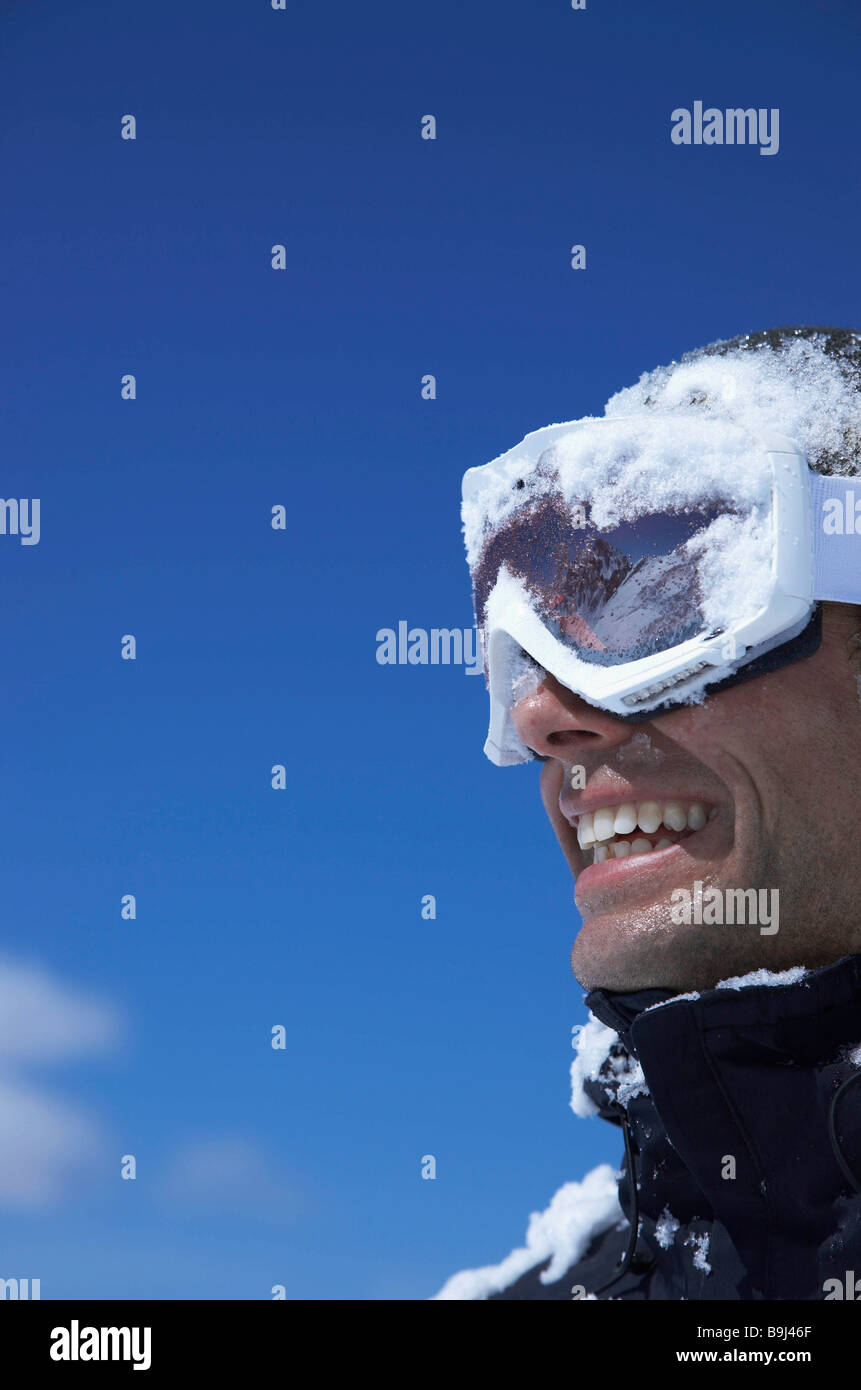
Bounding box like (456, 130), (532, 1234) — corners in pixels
(435, 954), (861, 1300)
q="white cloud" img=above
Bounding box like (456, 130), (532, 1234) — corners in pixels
(0, 957), (120, 1063)
(160, 1138), (301, 1222)
(0, 1076), (102, 1206)
(0, 957), (121, 1208)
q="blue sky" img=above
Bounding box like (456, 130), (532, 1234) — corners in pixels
(1, 0), (859, 1299)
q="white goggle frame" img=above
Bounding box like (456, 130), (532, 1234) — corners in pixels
(465, 423), (856, 765)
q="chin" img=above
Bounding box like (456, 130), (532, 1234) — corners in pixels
(570, 926), (670, 994)
(570, 910), (748, 994)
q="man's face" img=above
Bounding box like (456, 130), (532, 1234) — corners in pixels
(511, 603), (861, 994)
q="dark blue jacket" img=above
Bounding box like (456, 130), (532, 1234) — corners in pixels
(491, 955), (861, 1300)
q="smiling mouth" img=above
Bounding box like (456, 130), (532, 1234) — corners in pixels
(569, 799), (718, 866)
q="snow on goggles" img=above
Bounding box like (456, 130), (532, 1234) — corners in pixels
(462, 415), (860, 765)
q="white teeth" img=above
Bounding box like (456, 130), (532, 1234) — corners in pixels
(662, 801), (687, 832)
(577, 812), (595, 848)
(636, 801), (662, 834)
(593, 845), (609, 863)
(593, 808), (616, 842)
(576, 799), (715, 853)
(613, 802), (638, 835)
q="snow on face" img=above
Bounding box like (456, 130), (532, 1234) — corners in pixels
(615, 730), (664, 765)
(462, 412), (770, 570)
(464, 411), (776, 670)
(605, 334), (861, 479)
(463, 330), (860, 722)
(540, 415), (767, 532)
(465, 328), (861, 574)
(684, 507), (774, 634)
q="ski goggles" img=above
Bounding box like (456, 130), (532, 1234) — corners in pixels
(462, 415), (860, 765)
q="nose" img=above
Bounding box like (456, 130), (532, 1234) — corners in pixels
(512, 672), (638, 759)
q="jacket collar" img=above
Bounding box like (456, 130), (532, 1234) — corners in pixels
(584, 952), (861, 1062)
(578, 954), (861, 1297)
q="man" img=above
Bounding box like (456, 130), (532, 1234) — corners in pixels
(436, 326), (861, 1300)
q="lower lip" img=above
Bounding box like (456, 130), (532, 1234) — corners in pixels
(573, 817), (723, 901)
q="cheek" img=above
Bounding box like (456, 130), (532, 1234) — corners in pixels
(656, 681), (788, 765)
(539, 761), (565, 822)
(653, 679), (821, 828)
(540, 761), (580, 853)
